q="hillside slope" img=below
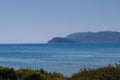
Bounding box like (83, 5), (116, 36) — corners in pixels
(48, 31), (120, 43)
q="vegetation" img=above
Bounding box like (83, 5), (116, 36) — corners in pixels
(0, 64), (120, 80)
(70, 64), (120, 80)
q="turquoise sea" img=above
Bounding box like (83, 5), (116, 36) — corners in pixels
(0, 43), (120, 76)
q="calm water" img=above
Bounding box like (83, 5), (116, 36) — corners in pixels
(0, 43), (120, 76)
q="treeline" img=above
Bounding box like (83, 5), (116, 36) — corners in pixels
(0, 64), (120, 80)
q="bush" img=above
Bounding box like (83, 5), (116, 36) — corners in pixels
(0, 63), (120, 80)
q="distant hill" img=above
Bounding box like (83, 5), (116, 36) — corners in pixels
(48, 37), (76, 44)
(48, 31), (120, 43)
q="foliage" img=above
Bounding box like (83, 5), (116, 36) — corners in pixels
(0, 63), (120, 80)
(71, 64), (120, 80)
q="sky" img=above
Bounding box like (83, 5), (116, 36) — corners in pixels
(0, 0), (120, 43)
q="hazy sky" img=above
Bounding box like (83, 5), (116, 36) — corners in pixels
(0, 0), (120, 43)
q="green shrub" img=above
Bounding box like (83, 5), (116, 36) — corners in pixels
(0, 63), (120, 80)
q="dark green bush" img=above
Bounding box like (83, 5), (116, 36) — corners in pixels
(71, 64), (120, 80)
(0, 63), (120, 80)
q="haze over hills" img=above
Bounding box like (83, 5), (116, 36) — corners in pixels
(48, 31), (120, 43)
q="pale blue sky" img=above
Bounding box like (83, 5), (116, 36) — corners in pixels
(0, 0), (120, 43)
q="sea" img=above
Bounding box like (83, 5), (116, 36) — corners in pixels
(0, 43), (120, 76)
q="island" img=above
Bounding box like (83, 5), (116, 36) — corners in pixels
(48, 31), (120, 43)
